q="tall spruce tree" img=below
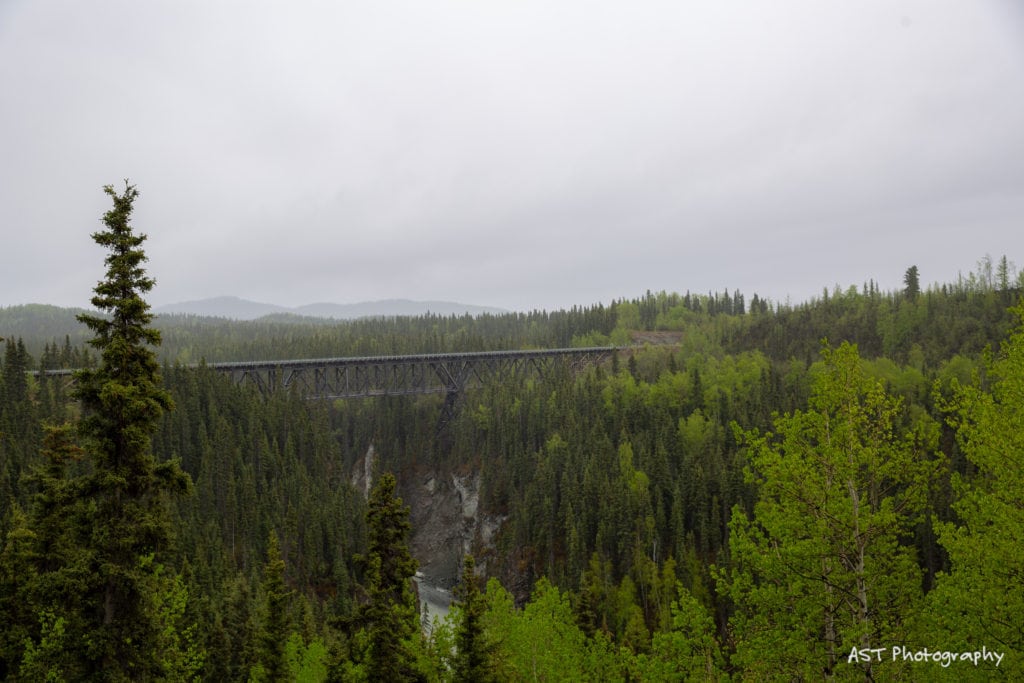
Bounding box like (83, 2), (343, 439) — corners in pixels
(362, 472), (424, 681)
(0, 425), (86, 678)
(0, 338), (38, 507)
(0, 504), (39, 679)
(60, 182), (191, 677)
(252, 531), (292, 682)
(903, 265), (921, 301)
(452, 554), (497, 683)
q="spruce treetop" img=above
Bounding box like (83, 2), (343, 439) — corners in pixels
(66, 182), (189, 676)
(75, 181), (175, 473)
(78, 182), (164, 386)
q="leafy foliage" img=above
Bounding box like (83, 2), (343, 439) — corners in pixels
(721, 342), (938, 679)
(917, 305), (1024, 678)
(2, 233), (1023, 679)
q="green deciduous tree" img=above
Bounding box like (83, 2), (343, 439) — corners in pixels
(632, 583), (726, 682)
(283, 632), (329, 682)
(484, 576), (628, 680)
(918, 304), (1024, 678)
(720, 342), (936, 680)
(150, 561), (206, 680)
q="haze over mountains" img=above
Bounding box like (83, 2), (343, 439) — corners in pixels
(153, 296), (508, 321)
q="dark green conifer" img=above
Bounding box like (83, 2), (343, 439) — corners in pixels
(4, 423), (88, 677)
(903, 264), (921, 301)
(253, 531), (292, 681)
(452, 554), (497, 683)
(363, 472), (424, 681)
(54, 182), (191, 677)
(0, 504), (37, 678)
(0, 338), (39, 504)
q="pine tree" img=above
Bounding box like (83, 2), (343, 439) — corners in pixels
(452, 554), (497, 683)
(0, 423), (90, 677)
(0, 504), (37, 678)
(903, 265), (921, 301)
(32, 182), (192, 677)
(362, 472), (424, 681)
(252, 532), (292, 681)
(0, 338), (39, 506)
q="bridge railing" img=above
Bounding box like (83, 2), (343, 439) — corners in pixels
(30, 347), (620, 433)
(207, 347), (617, 400)
(32, 347), (619, 399)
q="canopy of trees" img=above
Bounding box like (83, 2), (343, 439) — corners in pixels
(0, 190), (1021, 679)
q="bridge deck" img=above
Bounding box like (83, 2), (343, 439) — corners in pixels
(205, 346), (614, 371)
(33, 346), (618, 432)
(209, 346), (616, 399)
(35, 346), (617, 399)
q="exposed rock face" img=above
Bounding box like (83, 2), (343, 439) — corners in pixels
(452, 474), (478, 526)
(407, 473), (467, 588)
(444, 473), (504, 575)
(351, 445), (504, 590)
(350, 443), (376, 498)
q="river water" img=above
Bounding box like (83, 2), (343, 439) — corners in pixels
(414, 573), (453, 632)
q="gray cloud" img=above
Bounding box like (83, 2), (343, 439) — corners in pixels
(2, 0), (1022, 312)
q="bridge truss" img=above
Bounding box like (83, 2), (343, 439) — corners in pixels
(208, 347), (616, 430)
(35, 347), (618, 432)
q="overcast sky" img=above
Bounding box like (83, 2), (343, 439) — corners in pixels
(2, 1), (1023, 313)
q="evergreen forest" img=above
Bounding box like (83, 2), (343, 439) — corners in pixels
(1, 187), (1023, 680)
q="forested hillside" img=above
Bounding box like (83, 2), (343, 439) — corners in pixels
(2, 222), (1023, 678)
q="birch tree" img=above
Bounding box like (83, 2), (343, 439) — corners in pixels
(920, 304), (1024, 678)
(720, 342), (936, 679)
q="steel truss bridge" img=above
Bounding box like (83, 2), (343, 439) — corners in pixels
(38, 347), (617, 431)
(209, 347), (616, 430)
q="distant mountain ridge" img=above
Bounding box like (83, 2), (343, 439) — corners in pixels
(153, 296), (507, 321)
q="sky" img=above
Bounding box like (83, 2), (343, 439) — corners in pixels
(2, 1), (1023, 313)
